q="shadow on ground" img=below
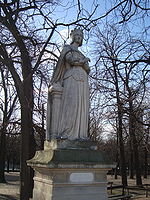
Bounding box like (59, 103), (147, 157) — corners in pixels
(0, 172), (20, 200)
(0, 194), (18, 200)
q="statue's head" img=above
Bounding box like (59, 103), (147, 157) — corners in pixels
(70, 28), (83, 46)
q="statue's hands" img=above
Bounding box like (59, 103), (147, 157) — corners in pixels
(74, 57), (90, 66)
(69, 56), (90, 74)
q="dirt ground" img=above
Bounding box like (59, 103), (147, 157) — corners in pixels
(0, 172), (149, 200)
(0, 172), (20, 200)
(107, 175), (150, 200)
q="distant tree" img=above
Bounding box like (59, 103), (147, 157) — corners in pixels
(6, 133), (21, 172)
(0, 66), (17, 182)
(91, 23), (150, 185)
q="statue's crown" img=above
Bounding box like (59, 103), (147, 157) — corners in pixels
(70, 28), (83, 37)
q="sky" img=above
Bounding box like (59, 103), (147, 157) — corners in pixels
(48, 1), (110, 39)
(48, 0), (149, 53)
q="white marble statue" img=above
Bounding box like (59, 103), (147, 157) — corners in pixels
(46, 28), (90, 141)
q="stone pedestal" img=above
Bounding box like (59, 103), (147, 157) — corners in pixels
(27, 140), (115, 200)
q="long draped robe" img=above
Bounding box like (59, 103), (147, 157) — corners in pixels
(46, 45), (89, 140)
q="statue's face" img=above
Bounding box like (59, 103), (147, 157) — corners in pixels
(73, 33), (83, 46)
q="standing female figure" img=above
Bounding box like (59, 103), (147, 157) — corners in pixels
(47, 29), (90, 141)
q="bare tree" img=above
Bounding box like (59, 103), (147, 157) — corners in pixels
(0, 66), (17, 183)
(91, 22), (149, 185)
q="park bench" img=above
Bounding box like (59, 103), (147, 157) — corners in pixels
(125, 184), (150, 198)
(107, 182), (132, 199)
(107, 182), (125, 195)
(108, 194), (132, 200)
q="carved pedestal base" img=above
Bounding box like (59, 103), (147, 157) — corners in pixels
(27, 140), (115, 200)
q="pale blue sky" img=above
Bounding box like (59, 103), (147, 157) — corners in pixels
(50, 0), (149, 43)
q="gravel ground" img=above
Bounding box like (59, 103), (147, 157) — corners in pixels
(0, 172), (20, 200)
(107, 175), (150, 200)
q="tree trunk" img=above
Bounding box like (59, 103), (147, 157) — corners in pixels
(20, 105), (36, 200)
(7, 157), (10, 173)
(0, 68), (8, 183)
(115, 121), (119, 180)
(143, 146), (148, 178)
(114, 164), (119, 179)
(129, 103), (142, 186)
(20, 78), (36, 200)
(134, 142), (142, 185)
(129, 141), (134, 179)
(0, 129), (6, 183)
(117, 115), (127, 186)
(113, 63), (127, 187)
(143, 132), (148, 179)
(12, 158), (15, 172)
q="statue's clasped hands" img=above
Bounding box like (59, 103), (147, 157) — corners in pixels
(72, 57), (90, 74)
(75, 57), (90, 65)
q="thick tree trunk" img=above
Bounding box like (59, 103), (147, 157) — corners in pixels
(115, 122), (119, 180)
(12, 158), (15, 172)
(114, 164), (119, 179)
(0, 68), (8, 183)
(129, 141), (134, 179)
(143, 146), (148, 178)
(7, 157), (10, 173)
(117, 115), (127, 186)
(129, 103), (142, 186)
(133, 142), (142, 185)
(144, 131), (149, 178)
(20, 77), (36, 200)
(0, 129), (6, 183)
(113, 63), (127, 187)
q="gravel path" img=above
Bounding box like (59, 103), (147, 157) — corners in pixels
(0, 172), (20, 200)
(108, 175), (150, 200)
